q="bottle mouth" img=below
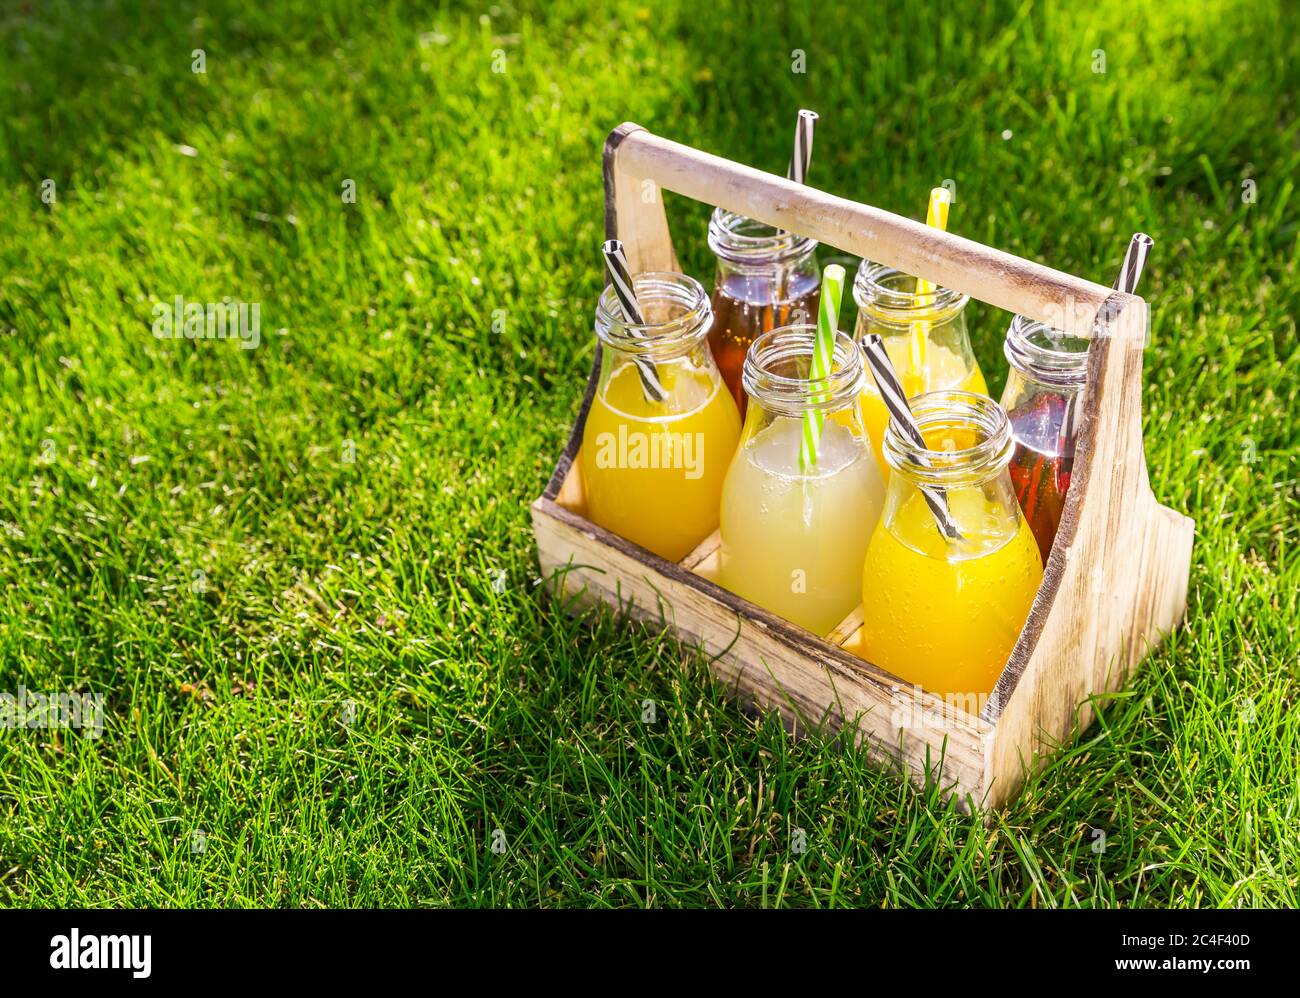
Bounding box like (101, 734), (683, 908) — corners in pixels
(883, 390), (1015, 487)
(708, 207), (818, 267)
(1003, 314), (1090, 388)
(741, 324), (864, 417)
(595, 271), (713, 358)
(852, 260), (968, 326)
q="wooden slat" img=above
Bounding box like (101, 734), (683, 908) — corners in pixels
(679, 528), (721, 573)
(604, 123), (680, 274)
(826, 605), (866, 648)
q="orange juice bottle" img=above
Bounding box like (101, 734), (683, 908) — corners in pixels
(858, 391), (1042, 709)
(580, 272), (741, 561)
(852, 262), (988, 475)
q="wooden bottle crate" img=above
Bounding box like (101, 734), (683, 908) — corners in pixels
(530, 123), (1195, 813)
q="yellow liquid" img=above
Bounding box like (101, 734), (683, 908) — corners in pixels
(581, 358), (741, 561)
(720, 416), (884, 634)
(859, 489), (1042, 704)
(860, 341), (988, 474)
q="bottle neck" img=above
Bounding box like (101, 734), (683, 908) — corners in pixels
(1003, 314), (1089, 390)
(742, 325), (865, 419)
(853, 260), (969, 328)
(881, 391), (1024, 558)
(708, 207), (819, 272)
(883, 391), (1015, 489)
(595, 271), (713, 361)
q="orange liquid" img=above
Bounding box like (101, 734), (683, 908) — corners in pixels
(580, 358), (741, 561)
(859, 488), (1042, 705)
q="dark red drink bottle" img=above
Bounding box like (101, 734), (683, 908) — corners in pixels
(1000, 315), (1090, 565)
(706, 209), (820, 420)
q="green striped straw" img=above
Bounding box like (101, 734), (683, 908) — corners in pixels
(799, 264), (846, 471)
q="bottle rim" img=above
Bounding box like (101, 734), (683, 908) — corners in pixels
(594, 272), (713, 358)
(883, 390), (1015, 488)
(1003, 314), (1090, 388)
(741, 324), (865, 418)
(708, 207), (819, 267)
(852, 260), (968, 326)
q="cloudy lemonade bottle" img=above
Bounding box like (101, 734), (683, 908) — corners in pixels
(853, 261), (987, 475)
(580, 269), (741, 562)
(859, 391), (1042, 706)
(719, 322), (885, 635)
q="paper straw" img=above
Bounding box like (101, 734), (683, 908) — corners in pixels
(1056, 232), (1155, 484)
(908, 187), (953, 374)
(914, 188), (952, 297)
(1113, 232), (1154, 294)
(774, 108), (818, 262)
(799, 264), (845, 471)
(601, 240), (666, 403)
(786, 109), (818, 184)
(861, 333), (963, 541)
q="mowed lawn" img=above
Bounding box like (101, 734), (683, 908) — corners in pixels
(0, 0), (1296, 907)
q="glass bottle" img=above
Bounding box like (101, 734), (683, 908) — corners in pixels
(707, 208), (820, 419)
(852, 261), (988, 475)
(580, 271), (741, 562)
(999, 315), (1090, 565)
(859, 391), (1043, 706)
(719, 324), (885, 635)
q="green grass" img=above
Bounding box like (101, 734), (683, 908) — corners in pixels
(0, 0), (1296, 907)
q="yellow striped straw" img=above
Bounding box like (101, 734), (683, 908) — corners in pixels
(908, 187), (952, 377)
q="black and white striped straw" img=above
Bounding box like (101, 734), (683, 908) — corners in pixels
(775, 109), (817, 246)
(601, 239), (666, 403)
(1058, 233), (1156, 481)
(786, 109), (818, 184)
(860, 334), (964, 541)
(1113, 232), (1154, 294)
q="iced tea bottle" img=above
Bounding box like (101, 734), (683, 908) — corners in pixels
(707, 208), (820, 419)
(999, 314), (1090, 565)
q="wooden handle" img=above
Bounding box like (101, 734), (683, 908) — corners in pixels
(607, 123), (1146, 338)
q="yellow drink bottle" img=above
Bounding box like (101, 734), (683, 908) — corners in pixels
(852, 262), (988, 475)
(580, 272), (741, 562)
(719, 325), (885, 635)
(858, 391), (1043, 709)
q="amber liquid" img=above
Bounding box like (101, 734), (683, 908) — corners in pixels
(1007, 391), (1076, 565)
(708, 271), (820, 418)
